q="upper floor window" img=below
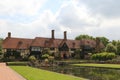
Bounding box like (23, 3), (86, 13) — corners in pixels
(31, 47), (41, 51)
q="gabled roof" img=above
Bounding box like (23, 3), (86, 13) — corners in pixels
(2, 37), (104, 49)
(31, 37), (64, 48)
(59, 40), (81, 49)
(2, 37), (33, 49)
(30, 37), (81, 49)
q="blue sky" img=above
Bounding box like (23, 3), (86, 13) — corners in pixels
(0, 0), (120, 40)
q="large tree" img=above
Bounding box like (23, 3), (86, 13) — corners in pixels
(110, 40), (120, 55)
(116, 41), (120, 55)
(75, 34), (95, 40)
(111, 40), (117, 46)
(0, 38), (3, 54)
(105, 43), (117, 53)
(96, 37), (109, 47)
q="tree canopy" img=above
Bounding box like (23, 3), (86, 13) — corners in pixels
(0, 38), (3, 53)
(105, 43), (117, 54)
(75, 35), (109, 47)
(75, 34), (95, 40)
(97, 37), (109, 47)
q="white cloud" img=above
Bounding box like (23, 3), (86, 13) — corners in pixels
(56, 1), (100, 29)
(0, 0), (46, 16)
(0, 10), (63, 39)
(79, 0), (120, 18)
(0, 0), (120, 40)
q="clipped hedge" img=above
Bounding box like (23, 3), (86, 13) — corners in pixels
(7, 62), (28, 66)
(91, 52), (116, 61)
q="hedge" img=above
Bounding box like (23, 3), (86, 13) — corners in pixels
(91, 52), (116, 61)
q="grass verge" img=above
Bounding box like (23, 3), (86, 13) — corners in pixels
(10, 66), (86, 80)
(72, 63), (120, 69)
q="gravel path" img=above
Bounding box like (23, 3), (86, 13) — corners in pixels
(0, 63), (26, 80)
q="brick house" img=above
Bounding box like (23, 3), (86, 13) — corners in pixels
(2, 30), (104, 59)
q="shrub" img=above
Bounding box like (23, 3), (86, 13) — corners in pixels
(91, 52), (116, 61)
(48, 56), (54, 61)
(29, 56), (36, 61)
(74, 49), (81, 59)
(41, 54), (49, 59)
(48, 56), (54, 64)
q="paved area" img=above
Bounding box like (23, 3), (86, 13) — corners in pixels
(0, 63), (26, 80)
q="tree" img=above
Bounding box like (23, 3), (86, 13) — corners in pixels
(75, 34), (95, 40)
(116, 41), (120, 55)
(105, 43), (117, 53)
(111, 40), (118, 46)
(97, 37), (109, 47)
(0, 38), (3, 54)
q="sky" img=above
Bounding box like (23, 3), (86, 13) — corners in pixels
(0, 0), (120, 40)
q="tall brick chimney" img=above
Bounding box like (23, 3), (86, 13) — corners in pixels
(51, 30), (54, 39)
(64, 31), (67, 40)
(8, 32), (11, 38)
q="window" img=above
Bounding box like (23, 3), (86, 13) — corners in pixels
(31, 47), (41, 51)
(71, 48), (76, 51)
(50, 48), (55, 50)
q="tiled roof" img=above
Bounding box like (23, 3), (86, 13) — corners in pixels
(80, 39), (104, 48)
(59, 40), (81, 49)
(30, 37), (81, 49)
(30, 37), (60, 48)
(2, 37), (33, 49)
(2, 37), (104, 49)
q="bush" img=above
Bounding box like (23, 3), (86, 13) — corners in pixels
(41, 54), (49, 59)
(29, 56), (36, 61)
(91, 52), (116, 61)
(74, 49), (81, 59)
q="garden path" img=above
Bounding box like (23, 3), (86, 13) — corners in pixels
(0, 63), (26, 80)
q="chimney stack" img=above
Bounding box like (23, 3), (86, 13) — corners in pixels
(51, 30), (54, 39)
(64, 31), (67, 40)
(8, 32), (11, 38)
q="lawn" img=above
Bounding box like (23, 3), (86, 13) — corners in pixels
(72, 63), (120, 69)
(10, 66), (86, 80)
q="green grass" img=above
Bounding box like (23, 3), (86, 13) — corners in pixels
(10, 66), (86, 80)
(72, 63), (120, 69)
